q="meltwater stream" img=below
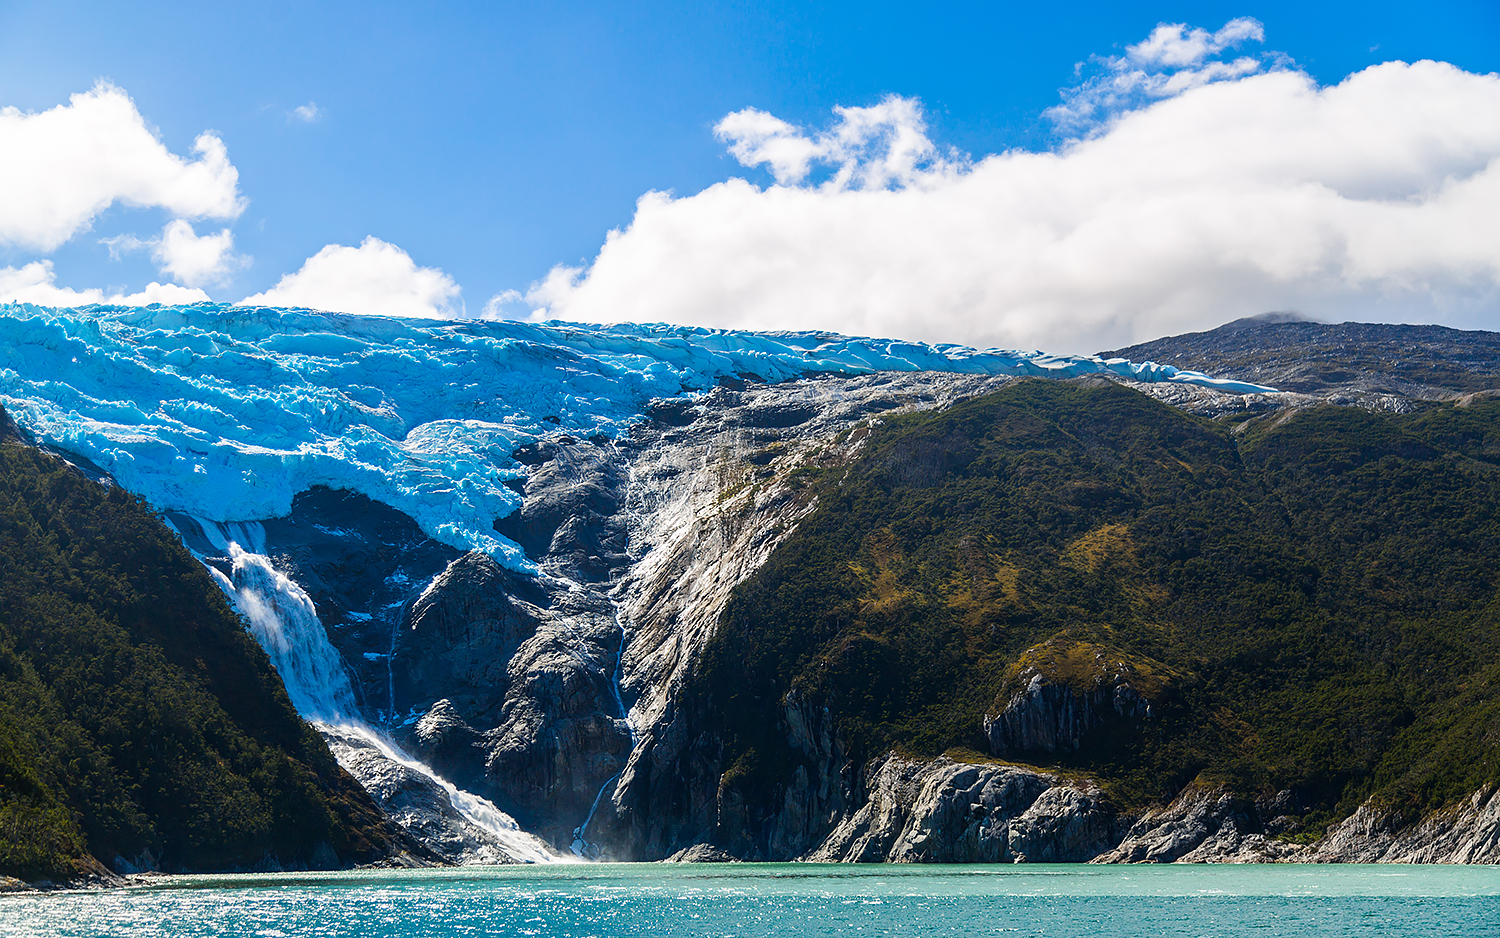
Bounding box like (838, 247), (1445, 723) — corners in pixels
(188, 520), (561, 865)
(569, 601), (639, 859)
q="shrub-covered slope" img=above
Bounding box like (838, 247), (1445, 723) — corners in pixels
(0, 410), (405, 882)
(696, 379), (1500, 839)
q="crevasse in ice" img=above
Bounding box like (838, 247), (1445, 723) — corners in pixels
(0, 302), (1274, 570)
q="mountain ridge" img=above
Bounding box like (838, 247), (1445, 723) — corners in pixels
(1105, 318), (1500, 400)
(5, 306), (1500, 871)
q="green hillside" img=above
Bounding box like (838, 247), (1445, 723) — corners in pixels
(0, 411), (404, 882)
(697, 379), (1500, 837)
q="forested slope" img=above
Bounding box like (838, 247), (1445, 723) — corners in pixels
(0, 406), (406, 882)
(696, 379), (1500, 840)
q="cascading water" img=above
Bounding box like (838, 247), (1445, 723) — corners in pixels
(191, 519), (561, 865)
(570, 601), (640, 859)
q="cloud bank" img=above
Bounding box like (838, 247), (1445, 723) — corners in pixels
(0, 81), (244, 253)
(527, 24), (1500, 354)
(0, 260), (209, 306)
(239, 236), (462, 318)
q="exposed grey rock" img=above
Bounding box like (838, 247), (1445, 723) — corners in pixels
(394, 551), (633, 846)
(1008, 785), (1125, 862)
(322, 725), (539, 865)
(662, 844), (739, 862)
(476, 589), (633, 844)
(395, 553), (541, 733)
(808, 754), (1119, 863)
(1091, 786), (1305, 863)
(590, 372), (1015, 859)
(1105, 319), (1500, 402)
(984, 640), (1161, 757)
(409, 698), (486, 789)
(1306, 786), (1500, 863)
(498, 435), (630, 582)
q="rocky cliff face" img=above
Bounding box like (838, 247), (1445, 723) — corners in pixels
(1091, 786), (1305, 863)
(808, 755), (1119, 863)
(250, 371), (1016, 857)
(984, 639), (1167, 757)
(226, 367), (1500, 866)
(1305, 787), (1500, 863)
(393, 551), (631, 845)
(590, 373), (1013, 859)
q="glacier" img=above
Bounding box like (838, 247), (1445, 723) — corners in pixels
(0, 301), (1275, 568)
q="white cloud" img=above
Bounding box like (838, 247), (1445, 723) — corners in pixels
(153, 220), (243, 286)
(0, 81), (245, 252)
(239, 236), (462, 318)
(1127, 18), (1264, 69)
(527, 38), (1500, 355)
(0, 260), (209, 307)
(715, 96), (960, 189)
(291, 102), (322, 123)
(102, 219), (246, 287)
(1050, 18), (1271, 132)
(481, 289), (525, 319)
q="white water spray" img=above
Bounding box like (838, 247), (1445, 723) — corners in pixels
(192, 519), (562, 864)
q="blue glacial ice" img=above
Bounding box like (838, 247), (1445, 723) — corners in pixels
(0, 302), (1275, 569)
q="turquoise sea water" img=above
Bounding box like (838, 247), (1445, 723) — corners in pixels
(4, 863), (1499, 938)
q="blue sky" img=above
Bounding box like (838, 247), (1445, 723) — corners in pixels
(1, 1), (1498, 351)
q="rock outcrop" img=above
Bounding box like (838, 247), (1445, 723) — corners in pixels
(984, 638), (1169, 757)
(809, 755), (1120, 863)
(394, 550), (633, 845)
(662, 844), (739, 862)
(590, 372), (1014, 859)
(322, 727), (536, 865)
(395, 553), (542, 729)
(1305, 787), (1500, 863)
(1092, 786), (1305, 863)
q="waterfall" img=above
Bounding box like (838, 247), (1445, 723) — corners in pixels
(190, 519), (562, 865)
(327, 721), (558, 865)
(570, 601), (641, 858)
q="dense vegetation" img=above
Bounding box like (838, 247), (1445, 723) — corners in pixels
(0, 410), (400, 882)
(696, 379), (1500, 833)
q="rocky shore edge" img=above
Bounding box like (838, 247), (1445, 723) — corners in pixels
(746, 752), (1500, 866)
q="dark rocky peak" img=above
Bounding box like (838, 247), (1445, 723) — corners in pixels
(1217, 311), (1322, 331)
(1105, 317), (1500, 399)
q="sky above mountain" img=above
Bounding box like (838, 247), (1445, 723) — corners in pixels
(0, 1), (1497, 353)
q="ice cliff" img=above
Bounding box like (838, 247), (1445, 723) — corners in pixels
(0, 302), (1272, 569)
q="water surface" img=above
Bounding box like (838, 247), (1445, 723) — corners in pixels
(5, 863), (1499, 937)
